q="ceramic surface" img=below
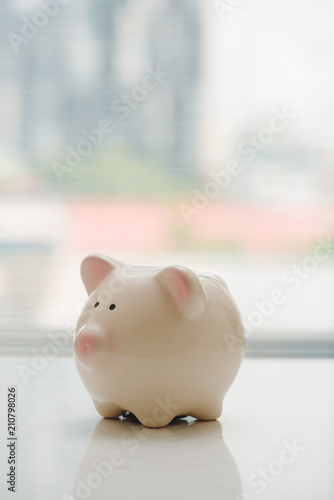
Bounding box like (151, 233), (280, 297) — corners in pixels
(74, 255), (244, 427)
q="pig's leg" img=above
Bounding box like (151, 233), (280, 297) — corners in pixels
(191, 403), (222, 422)
(93, 400), (123, 419)
(134, 409), (175, 428)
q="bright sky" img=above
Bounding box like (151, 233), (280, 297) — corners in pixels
(202, 0), (334, 146)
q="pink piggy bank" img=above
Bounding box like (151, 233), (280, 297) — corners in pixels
(74, 255), (244, 428)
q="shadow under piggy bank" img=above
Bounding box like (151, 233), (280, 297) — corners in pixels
(72, 417), (242, 500)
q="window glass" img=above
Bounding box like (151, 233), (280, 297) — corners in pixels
(0, 0), (333, 353)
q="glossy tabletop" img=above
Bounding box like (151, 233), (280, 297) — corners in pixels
(0, 356), (333, 500)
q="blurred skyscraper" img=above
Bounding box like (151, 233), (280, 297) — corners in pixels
(1, 0), (200, 176)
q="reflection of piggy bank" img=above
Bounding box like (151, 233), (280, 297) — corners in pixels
(72, 418), (242, 499)
(74, 255), (244, 428)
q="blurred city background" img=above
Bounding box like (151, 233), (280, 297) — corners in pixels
(0, 0), (333, 354)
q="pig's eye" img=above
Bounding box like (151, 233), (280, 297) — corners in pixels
(109, 304), (116, 311)
(94, 302), (99, 308)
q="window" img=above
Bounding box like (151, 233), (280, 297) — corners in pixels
(0, 0), (333, 355)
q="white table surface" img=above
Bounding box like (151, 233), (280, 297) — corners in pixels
(0, 356), (333, 500)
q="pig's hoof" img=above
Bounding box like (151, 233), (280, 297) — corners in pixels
(135, 412), (175, 428)
(93, 400), (123, 419)
(191, 404), (222, 422)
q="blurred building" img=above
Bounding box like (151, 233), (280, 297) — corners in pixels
(1, 0), (200, 176)
(0, 0), (333, 201)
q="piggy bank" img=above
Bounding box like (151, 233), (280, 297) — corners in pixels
(74, 255), (244, 428)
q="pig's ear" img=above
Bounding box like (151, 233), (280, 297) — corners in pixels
(155, 266), (207, 321)
(80, 255), (124, 294)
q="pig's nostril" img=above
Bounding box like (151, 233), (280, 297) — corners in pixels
(75, 334), (95, 357)
(82, 343), (90, 354)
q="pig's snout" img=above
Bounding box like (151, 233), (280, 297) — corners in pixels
(75, 332), (95, 357)
(74, 325), (104, 363)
